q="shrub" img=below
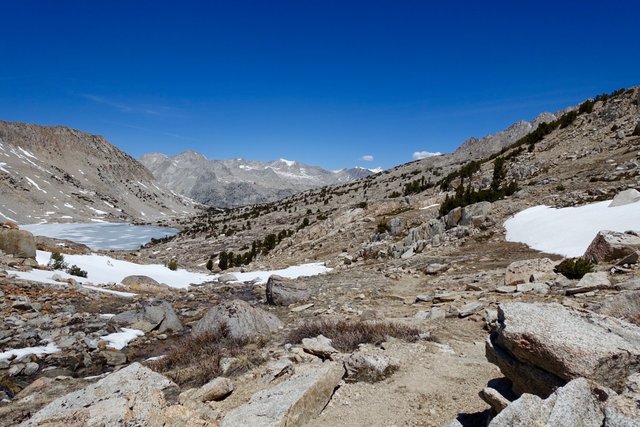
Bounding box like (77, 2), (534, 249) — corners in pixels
(377, 220), (389, 234)
(286, 320), (423, 352)
(554, 258), (595, 279)
(66, 265), (88, 278)
(49, 252), (67, 270)
(206, 259), (214, 271)
(147, 324), (264, 387)
(633, 123), (640, 136)
(555, 184), (565, 191)
(167, 258), (178, 271)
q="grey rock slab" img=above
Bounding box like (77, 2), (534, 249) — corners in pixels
(493, 302), (640, 393)
(194, 299), (283, 339)
(221, 361), (345, 427)
(577, 271), (611, 288)
(21, 363), (179, 426)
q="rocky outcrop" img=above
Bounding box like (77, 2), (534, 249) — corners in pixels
(0, 229), (36, 259)
(194, 299), (283, 339)
(21, 363), (181, 426)
(584, 230), (640, 262)
(266, 275), (311, 306)
(487, 302), (640, 396)
(221, 361), (344, 426)
(344, 345), (400, 383)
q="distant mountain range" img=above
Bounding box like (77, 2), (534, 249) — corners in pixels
(139, 151), (377, 208)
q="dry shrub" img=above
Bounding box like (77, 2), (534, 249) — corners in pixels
(286, 319), (422, 352)
(147, 324), (264, 387)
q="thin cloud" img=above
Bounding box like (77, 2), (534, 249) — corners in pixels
(413, 151), (442, 160)
(82, 94), (180, 117)
(360, 154), (374, 161)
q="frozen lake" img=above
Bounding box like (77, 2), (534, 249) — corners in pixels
(21, 222), (178, 250)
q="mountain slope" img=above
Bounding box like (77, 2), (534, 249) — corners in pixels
(140, 151), (375, 208)
(0, 121), (197, 224)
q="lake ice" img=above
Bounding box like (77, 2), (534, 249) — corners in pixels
(21, 222), (178, 250)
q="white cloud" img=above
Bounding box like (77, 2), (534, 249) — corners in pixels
(412, 151), (442, 160)
(360, 155), (374, 162)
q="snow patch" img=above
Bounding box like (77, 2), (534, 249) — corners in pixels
(504, 199), (640, 257)
(100, 328), (144, 350)
(0, 342), (60, 361)
(25, 177), (47, 193)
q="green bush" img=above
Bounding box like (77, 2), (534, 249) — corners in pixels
(554, 258), (595, 279)
(49, 252), (67, 270)
(377, 220), (389, 234)
(66, 265), (88, 278)
(167, 259), (178, 271)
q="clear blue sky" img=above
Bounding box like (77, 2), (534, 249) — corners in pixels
(1, 1), (638, 170)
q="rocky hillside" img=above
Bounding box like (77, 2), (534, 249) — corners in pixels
(140, 150), (374, 208)
(140, 87), (640, 272)
(0, 121), (198, 224)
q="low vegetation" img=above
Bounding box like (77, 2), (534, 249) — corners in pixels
(49, 252), (88, 277)
(554, 258), (595, 279)
(286, 319), (423, 352)
(147, 324), (264, 387)
(67, 265), (88, 278)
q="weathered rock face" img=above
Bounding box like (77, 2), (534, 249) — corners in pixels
(109, 300), (183, 333)
(588, 291), (640, 322)
(21, 363), (180, 426)
(487, 302), (640, 396)
(0, 229), (36, 259)
(194, 299), (283, 339)
(266, 275), (311, 306)
(221, 361), (345, 427)
(503, 258), (557, 286)
(584, 230), (640, 262)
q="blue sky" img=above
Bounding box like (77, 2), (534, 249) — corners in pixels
(1, 1), (639, 170)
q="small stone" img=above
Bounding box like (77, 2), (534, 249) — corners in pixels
(196, 377), (234, 402)
(302, 335), (338, 359)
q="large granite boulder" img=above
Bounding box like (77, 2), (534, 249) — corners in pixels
(194, 299), (283, 339)
(221, 361), (344, 426)
(487, 302), (640, 396)
(0, 229), (36, 259)
(20, 363), (180, 426)
(609, 189), (640, 207)
(584, 230), (640, 262)
(121, 275), (171, 294)
(266, 275), (311, 306)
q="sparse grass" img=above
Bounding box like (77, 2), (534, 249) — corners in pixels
(554, 258), (595, 280)
(286, 320), (423, 352)
(146, 324), (265, 387)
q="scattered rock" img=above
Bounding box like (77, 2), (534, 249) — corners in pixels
(302, 335), (338, 359)
(458, 301), (486, 318)
(344, 345), (400, 382)
(193, 299), (283, 339)
(609, 189), (640, 207)
(266, 275), (311, 306)
(217, 273), (238, 283)
(504, 258), (557, 286)
(121, 275), (171, 294)
(194, 377), (234, 402)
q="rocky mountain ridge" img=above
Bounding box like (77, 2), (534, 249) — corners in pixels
(0, 121), (198, 225)
(140, 150), (375, 208)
